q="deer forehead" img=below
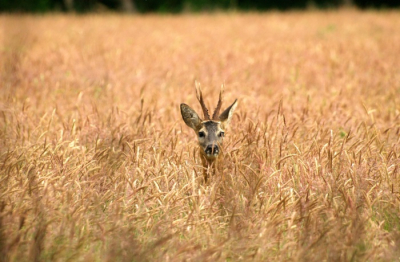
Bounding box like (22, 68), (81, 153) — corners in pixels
(199, 121), (223, 133)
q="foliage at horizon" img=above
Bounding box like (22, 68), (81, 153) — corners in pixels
(0, 0), (399, 13)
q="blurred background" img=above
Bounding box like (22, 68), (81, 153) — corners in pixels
(0, 0), (399, 13)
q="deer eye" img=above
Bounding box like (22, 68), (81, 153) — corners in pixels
(198, 131), (205, 138)
(219, 132), (225, 137)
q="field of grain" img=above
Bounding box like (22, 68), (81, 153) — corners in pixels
(1, 10), (400, 261)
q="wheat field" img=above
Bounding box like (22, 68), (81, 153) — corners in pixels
(1, 10), (400, 261)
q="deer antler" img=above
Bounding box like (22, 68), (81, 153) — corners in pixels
(195, 83), (211, 120)
(212, 85), (224, 120)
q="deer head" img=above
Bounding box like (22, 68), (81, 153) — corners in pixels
(180, 86), (237, 163)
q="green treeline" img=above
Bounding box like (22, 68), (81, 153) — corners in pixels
(0, 0), (399, 13)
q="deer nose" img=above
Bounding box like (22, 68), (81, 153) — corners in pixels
(205, 144), (219, 156)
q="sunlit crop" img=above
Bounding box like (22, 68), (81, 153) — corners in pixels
(1, 10), (400, 261)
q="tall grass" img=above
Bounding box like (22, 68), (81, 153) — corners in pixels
(1, 10), (400, 261)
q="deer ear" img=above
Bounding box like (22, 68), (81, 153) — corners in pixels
(219, 99), (237, 127)
(180, 103), (202, 131)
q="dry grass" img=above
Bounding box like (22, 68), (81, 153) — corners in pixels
(1, 10), (400, 261)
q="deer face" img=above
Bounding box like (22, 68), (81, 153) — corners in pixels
(180, 87), (237, 162)
(197, 121), (224, 159)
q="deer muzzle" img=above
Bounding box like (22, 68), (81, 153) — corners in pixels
(205, 144), (219, 156)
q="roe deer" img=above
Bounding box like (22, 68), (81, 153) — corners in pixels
(180, 86), (237, 182)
